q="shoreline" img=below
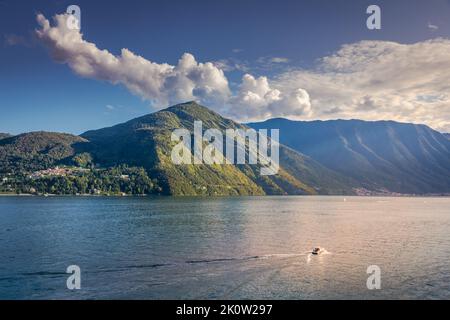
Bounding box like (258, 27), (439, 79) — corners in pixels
(1, 193), (449, 198)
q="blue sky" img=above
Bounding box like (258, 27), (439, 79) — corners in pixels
(1, 0), (450, 134)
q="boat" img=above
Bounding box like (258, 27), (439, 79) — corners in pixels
(311, 247), (323, 255)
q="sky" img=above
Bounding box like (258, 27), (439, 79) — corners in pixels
(1, 0), (450, 134)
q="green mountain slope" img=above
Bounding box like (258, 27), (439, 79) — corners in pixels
(82, 102), (354, 195)
(3, 103), (447, 195)
(0, 132), (88, 173)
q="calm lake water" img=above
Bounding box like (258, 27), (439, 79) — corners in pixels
(0, 196), (449, 300)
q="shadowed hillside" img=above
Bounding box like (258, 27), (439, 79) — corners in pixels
(249, 118), (450, 194)
(0, 133), (11, 140)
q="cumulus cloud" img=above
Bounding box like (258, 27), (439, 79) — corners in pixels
(230, 74), (311, 120)
(272, 39), (450, 132)
(35, 13), (308, 121)
(35, 13), (450, 131)
(35, 13), (231, 109)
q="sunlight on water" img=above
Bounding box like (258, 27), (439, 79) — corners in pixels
(0, 196), (449, 299)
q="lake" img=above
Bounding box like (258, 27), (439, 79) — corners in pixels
(0, 196), (449, 299)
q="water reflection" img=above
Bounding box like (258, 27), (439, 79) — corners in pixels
(0, 196), (449, 299)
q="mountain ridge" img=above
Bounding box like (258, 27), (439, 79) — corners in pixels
(0, 133), (12, 140)
(1, 102), (448, 195)
(81, 102), (354, 195)
(0, 131), (88, 173)
(248, 118), (450, 194)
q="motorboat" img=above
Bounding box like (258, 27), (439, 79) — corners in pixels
(311, 247), (323, 255)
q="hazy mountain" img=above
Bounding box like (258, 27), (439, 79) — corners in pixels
(82, 102), (354, 195)
(445, 133), (450, 140)
(248, 119), (450, 194)
(0, 133), (11, 140)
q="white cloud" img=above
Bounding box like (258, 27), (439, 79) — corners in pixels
(272, 39), (450, 132)
(35, 13), (231, 109)
(229, 74), (311, 120)
(212, 59), (249, 72)
(270, 57), (290, 63)
(428, 23), (439, 31)
(35, 13), (450, 131)
(255, 56), (291, 69)
(35, 13), (307, 121)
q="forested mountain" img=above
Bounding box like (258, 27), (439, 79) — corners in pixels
(82, 102), (354, 195)
(2, 102), (448, 195)
(0, 132), (88, 173)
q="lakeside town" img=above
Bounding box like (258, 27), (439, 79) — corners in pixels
(1, 166), (448, 197)
(0, 165), (161, 196)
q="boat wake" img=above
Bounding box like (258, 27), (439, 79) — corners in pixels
(186, 251), (331, 265)
(306, 248), (331, 263)
(84, 250), (333, 276)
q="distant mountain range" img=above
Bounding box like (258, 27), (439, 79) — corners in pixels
(248, 118), (450, 194)
(0, 133), (11, 140)
(1, 102), (449, 195)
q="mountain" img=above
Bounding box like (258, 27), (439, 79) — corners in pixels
(81, 102), (354, 195)
(0, 133), (11, 140)
(0, 132), (88, 173)
(248, 119), (450, 194)
(3, 103), (447, 195)
(445, 133), (450, 140)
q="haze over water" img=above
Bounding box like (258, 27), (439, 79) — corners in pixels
(0, 196), (449, 299)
